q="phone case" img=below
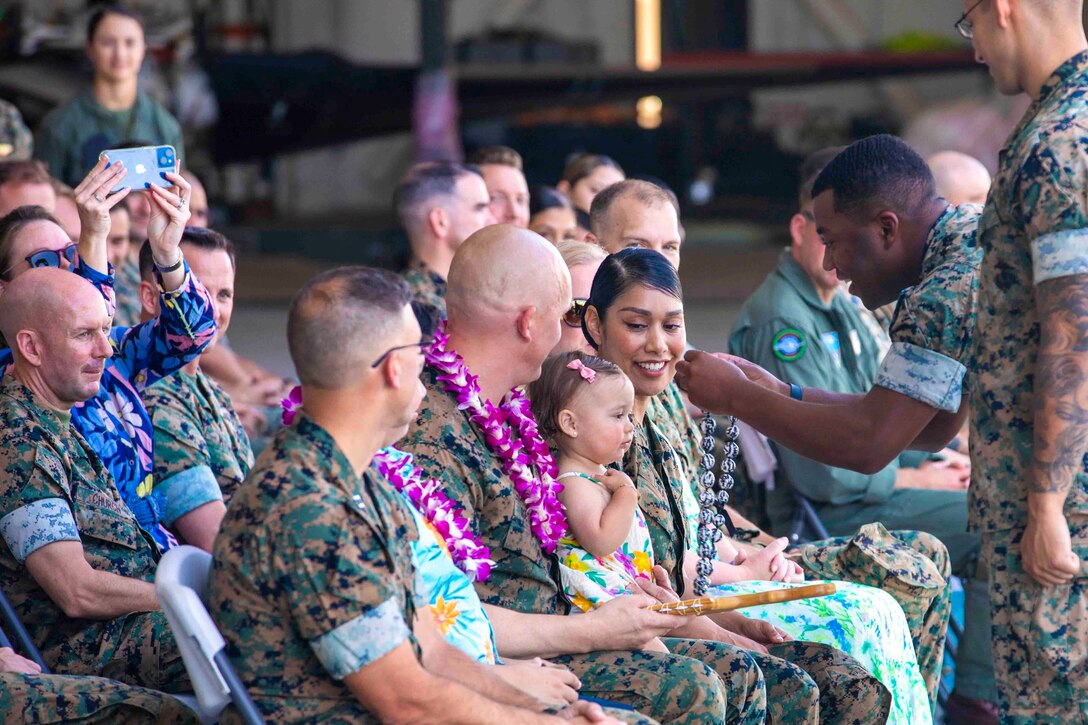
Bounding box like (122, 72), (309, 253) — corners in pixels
(98, 145), (177, 193)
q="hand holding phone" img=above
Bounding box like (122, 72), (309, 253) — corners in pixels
(97, 145), (177, 193)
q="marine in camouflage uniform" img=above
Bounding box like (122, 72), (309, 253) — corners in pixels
(402, 366), (766, 725)
(0, 376), (188, 691)
(0, 673), (199, 724)
(0, 99), (32, 161)
(145, 367), (254, 504)
(625, 414), (892, 725)
(401, 256), (448, 320)
(209, 413), (424, 723)
(970, 50), (1088, 722)
(649, 382), (953, 703)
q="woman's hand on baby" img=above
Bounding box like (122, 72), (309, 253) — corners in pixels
(598, 469), (636, 496)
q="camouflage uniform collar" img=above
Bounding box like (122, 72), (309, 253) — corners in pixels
(0, 375), (72, 432)
(922, 204), (981, 279)
(286, 410), (365, 494)
(777, 248), (841, 311)
(410, 256), (447, 286)
(1010, 50), (1088, 140)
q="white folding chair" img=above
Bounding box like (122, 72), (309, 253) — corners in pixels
(155, 545), (265, 725)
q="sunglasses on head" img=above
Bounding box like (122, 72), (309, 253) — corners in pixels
(1, 243), (78, 278)
(563, 298), (588, 328)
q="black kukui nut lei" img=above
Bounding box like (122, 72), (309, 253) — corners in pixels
(693, 413), (739, 596)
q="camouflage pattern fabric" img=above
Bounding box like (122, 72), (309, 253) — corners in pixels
(401, 256), (447, 320)
(796, 523), (952, 704)
(145, 367), (254, 503)
(209, 413), (422, 724)
(0, 673), (199, 724)
(875, 203), (982, 412)
(969, 51), (1088, 534)
(647, 387), (952, 704)
(969, 50), (1088, 721)
(623, 416), (694, 596)
(983, 515), (1088, 723)
(0, 377), (187, 691)
(0, 100), (32, 160)
(0, 258), (218, 551)
(400, 366), (766, 723)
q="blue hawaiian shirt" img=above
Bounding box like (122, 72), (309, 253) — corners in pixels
(0, 258), (217, 550)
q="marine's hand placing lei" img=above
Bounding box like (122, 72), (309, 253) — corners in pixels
(427, 322), (568, 554)
(280, 388), (494, 581)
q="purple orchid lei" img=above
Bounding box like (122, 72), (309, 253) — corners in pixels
(280, 388), (494, 581)
(426, 322), (568, 554)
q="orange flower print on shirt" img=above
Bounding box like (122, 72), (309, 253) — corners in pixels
(430, 596), (461, 635)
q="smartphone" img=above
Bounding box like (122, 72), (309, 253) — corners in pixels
(98, 145), (177, 193)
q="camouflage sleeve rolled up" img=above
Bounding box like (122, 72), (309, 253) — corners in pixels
(0, 441), (80, 562)
(146, 384), (224, 525)
(876, 204), (981, 413)
(874, 342), (965, 413)
(276, 503), (412, 680)
(108, 262), (217, 393)
(1021, 137), (1088, 283)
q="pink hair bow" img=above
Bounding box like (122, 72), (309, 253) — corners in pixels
(567, 359), (597, 383)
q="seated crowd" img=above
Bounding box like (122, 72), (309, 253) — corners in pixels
(1, 4), (1060, 724)
(0, 131), (996, 723)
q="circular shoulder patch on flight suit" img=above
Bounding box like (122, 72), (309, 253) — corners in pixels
(772, 329), (806, 361)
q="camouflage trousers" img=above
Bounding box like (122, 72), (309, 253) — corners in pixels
(0, 673), (199, 724)
(796, 523), (951, 706)
(983, 514), (1088, 723)
(41, 610), (190, 693)
(666, 638), (890, 725)
(553, 643), (756, 724)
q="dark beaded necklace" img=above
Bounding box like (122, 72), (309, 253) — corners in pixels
(693, 413), (740, 596)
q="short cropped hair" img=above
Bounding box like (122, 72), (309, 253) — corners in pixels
(288, 266), (412, 389)
(0, 160), (51, 188)
(393, 161), (483, 231)
(0, 206), (62, 279)
(590, 179), (676, 238)
(138, 227), (236, 282)
(467, 145), (523, 170)
(797, 147), (844, 209)
(811, 135), (936, 218)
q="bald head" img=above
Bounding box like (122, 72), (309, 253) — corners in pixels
(447, 225), (570, 324)
(0, 268), (102, 343)
(927, 151), (991, 206)
(0, 267), (112, 407)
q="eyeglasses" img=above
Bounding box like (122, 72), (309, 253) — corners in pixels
(563, 298), (588, 329)
(370, 339), (434, 368)
(1, 243), (78, 279)
(955, 0), (985, 39)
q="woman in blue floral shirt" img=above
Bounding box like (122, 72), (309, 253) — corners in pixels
(0, 156), (218, 550)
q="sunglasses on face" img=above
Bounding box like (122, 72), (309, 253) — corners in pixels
(563, 298), (588, 328)
(1, 243), (78, 278)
